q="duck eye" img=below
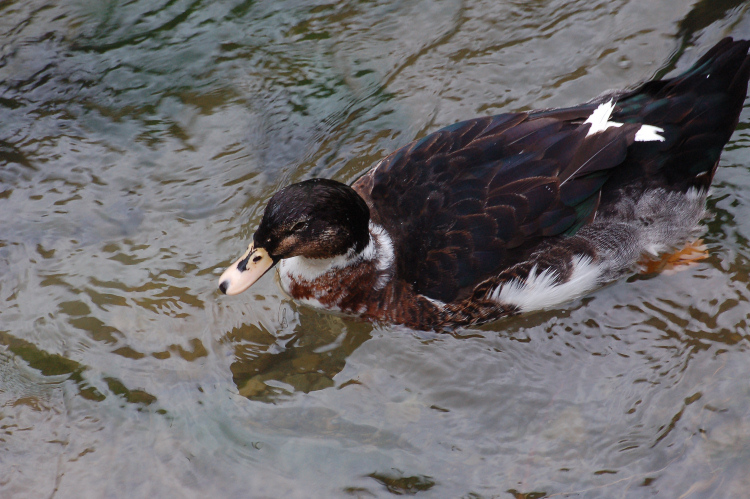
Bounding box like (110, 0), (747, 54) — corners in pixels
(291, 221), (308, 232)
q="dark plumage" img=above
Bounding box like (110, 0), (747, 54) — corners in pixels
(255, 179), (371, 259)
(219, 38), (750, 330)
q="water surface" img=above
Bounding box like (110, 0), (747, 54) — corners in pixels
(2, 0), (750, 497)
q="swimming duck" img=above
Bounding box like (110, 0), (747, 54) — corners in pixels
(219, 37), (750, 330)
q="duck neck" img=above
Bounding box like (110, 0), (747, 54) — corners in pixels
(277, 223), (395, 310)
(280, 223), (392, 281)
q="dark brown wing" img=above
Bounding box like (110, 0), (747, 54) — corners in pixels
(353, 107), (642, 302)
(350, 38), (750, 303)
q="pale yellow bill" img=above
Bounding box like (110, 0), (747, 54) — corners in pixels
(218, 245), (275, 295)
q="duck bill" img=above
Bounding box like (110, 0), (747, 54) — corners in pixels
(218, 245), (276, 295)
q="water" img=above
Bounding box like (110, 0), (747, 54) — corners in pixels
(2, 0), (750, 497)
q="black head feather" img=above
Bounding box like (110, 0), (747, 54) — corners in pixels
(253, 178), (370, 259)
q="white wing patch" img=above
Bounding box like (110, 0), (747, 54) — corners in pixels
(634, 124), (665, 142)
(490, 256), (602, 312)
(585, 100), (665, 142)
(584, 100), (623, 136)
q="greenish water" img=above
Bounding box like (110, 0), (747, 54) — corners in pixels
(2, 0), (750, 497)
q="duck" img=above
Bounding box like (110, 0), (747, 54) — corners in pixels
(218, 37), (750, 330)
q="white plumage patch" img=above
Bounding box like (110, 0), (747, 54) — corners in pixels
(584, 100), (623, 136)
(368, 222), (395, 272)
(490, 256), (602, 312)
(585, 100), (665, 142)
(295, 295), (342, 312)
(279, 247), (360, 282)
(634, 124), (665, 142)
(278, 222), (394, 288)
(368, 222), (395, 290)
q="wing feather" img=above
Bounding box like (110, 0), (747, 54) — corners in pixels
(353, 108), (635, 302)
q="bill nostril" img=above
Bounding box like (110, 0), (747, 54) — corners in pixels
(219, 280), (229, 294)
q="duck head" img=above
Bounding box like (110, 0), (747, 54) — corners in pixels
(218, 178), (371, 295)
